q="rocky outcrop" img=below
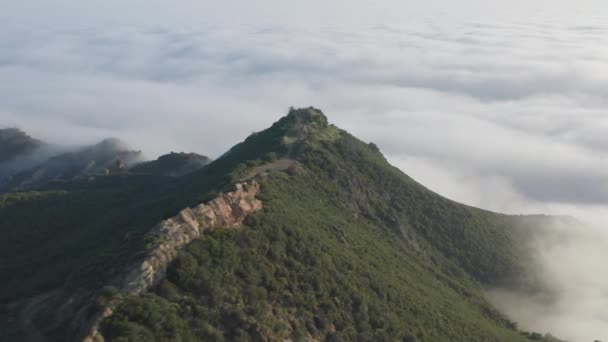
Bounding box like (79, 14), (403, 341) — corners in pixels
(84, 181), (262, 341)
(123, 181), (262, 294)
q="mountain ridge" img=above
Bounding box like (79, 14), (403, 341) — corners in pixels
(130, 152), (211, 177)
(1, 108), (567, 341)
(0, 128), (43, 163)
(0, 137), (142, 192)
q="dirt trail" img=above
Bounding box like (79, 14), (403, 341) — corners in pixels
(241, 158), (295, 181)
(241, 114), (305, 181)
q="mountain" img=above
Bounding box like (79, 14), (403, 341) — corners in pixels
(0, 138), (143, 192)
(130, 152), (211, 177)
(0, 108), (565, 342)
(0, 128), (46, 183)
(0, 128), (43, 163)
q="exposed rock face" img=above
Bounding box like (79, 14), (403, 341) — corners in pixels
(85, 181), (262, 341)
(123, 181), (262, 294)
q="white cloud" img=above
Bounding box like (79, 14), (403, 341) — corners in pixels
(3, 8), (608, 339)
(487, 220), (608, 341)
(4, 19), (608, 207)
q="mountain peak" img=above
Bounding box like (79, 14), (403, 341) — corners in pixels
(282, 107), (330, 138)
(0, 127), (43, 163)
(0, 127), (30, 140)
(2, 108), (568, 342)
(286, 106), (328, 126)
(93, 138), (131, 154)
(273, 107), (339, 147)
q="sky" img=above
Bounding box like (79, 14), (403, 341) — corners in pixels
(2, 1), (608, 339)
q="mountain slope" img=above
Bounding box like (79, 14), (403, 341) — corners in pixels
(1, 108), (562, 341)
(130, 152), (211, 177)
(100, 108), (558, 341)
(0, 128), (42, 163)
(0, 128), (45, 184)
(0, 138), (142, 192)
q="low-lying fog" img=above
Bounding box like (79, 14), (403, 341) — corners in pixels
(486, 219), (608, 341)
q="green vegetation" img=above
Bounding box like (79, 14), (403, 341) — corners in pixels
(0, 138), (142, 192)
(101, 108), (556, 341)
(0, 172), (227, 341)
(0, 108), (560, 341)
(0, 111), (310, 341)
(130, 152), (211, 177)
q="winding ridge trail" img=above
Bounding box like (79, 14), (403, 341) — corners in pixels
(241, 158), (294, 181)
(240, 111), (307, 181)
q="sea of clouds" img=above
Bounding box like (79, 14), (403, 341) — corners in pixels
(2, 1), (608, 339)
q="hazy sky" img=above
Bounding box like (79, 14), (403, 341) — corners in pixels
(2, 0), (607, 26)
(3, 1), (608, 340)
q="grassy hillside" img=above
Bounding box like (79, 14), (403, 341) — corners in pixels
(98, 108), (558, 341)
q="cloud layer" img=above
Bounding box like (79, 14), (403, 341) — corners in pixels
(487, 219), (608, 341)
(4, 22), (608, 211)
(2, 10), (608, 340)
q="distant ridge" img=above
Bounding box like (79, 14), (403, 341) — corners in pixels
(0, 138), (142, 192)
(130, 152), (211, 177)
(0, 128), (43, 163)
